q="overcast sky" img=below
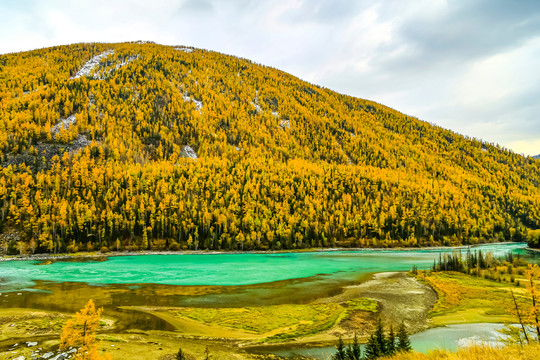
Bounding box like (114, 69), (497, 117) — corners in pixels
(1, 0), (539, 156)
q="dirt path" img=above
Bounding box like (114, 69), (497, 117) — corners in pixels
(315, 272), (437, 333)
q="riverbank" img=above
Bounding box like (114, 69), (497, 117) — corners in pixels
(0, 267), (530, 360)
(0, 272), (438, 359)
(0, 241), (527, 262)
(314, 272), (438, 334)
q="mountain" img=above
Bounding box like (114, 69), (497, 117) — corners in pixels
(0, 42), (538, 253)
(534, 154), (540, 160)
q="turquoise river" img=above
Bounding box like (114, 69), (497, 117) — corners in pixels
(0, 243), (531, 291)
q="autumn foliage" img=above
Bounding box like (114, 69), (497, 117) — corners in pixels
(60, 299), (110, 360)
(0, 42), (538, 253)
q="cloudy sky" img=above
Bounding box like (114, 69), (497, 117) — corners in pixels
(1, 0), (539, 156)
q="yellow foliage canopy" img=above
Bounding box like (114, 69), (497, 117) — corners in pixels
(0, 42), (538, 253)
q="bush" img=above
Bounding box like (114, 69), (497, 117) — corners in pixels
(124, 245), (139, 252)
(152, 239), (167, 250)
(66, 242), (79, 253)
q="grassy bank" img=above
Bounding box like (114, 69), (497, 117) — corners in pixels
(0, 297), (379, 359)
(4, 269), (527, 359)
(421, 272), (520, 325)
(123, 299), (377, 343)
(0, 271), (441, 359)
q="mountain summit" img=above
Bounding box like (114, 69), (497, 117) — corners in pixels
(0, 42), (538, 253)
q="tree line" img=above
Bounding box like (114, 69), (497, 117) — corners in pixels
(332, 319), (412, 360)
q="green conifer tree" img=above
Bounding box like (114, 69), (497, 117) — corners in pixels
(386, 324), (396, 356)
(364, 334), (379, 360)
(397, 322), (412, 352)
(332, 335), (346, 360)
(374, 318), (387, 355)
(345, 333), (361, 360)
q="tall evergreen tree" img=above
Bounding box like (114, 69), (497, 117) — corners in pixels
(176, 347), (186, 360)
(365, 319), (387, 359)
(386, 324), (396, 356)
(332, 335), (346, 360)
(374, 318), (387, 355)
(345, 333), (362, 360)
(364, 334), (379, 360)
(397, 322), (412, 352)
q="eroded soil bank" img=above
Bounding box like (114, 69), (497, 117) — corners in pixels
(238, 272), (439, 356)
(315, 272), (438, 333)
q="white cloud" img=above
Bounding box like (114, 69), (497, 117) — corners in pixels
(0, 0), (539, 155)
(508, 139), (540, 157)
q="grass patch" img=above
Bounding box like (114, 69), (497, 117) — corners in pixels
(127, 297), (379, 342)
(420, 271), (528, 325)
(0, 308), (69, 340)
(387, 343), (540, 360)
(346, 298), (378, 312)
(148, 298), (378, 342)
(170, 303), (344, 340)
(97, 336), (125, 343)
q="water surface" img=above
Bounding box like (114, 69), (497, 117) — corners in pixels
(0, 243), (530, 292)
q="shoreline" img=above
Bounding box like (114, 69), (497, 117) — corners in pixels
(0, 241), (528, 262)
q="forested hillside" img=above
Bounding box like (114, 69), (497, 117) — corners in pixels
(0, 42), (539, 253)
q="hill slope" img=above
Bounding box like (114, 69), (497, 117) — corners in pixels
(0, 42), (539, 253)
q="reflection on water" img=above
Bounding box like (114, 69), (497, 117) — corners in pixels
(0, 281), (175, 331)
(0, 271), (365, 309)
(0, 272), (368, 332)
(115, 308), (176, 332)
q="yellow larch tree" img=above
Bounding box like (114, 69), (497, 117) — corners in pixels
(60, 299), (111, 360)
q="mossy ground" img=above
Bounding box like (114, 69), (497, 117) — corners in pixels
(419, 271), (528, 325)
(122, 298), (377, 343)
(0, 297), (378, 359)
(0, 308), (70, 341)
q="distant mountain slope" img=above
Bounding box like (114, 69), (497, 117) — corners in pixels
(533, 154), (540, 160)
(0, 42), (538, 253)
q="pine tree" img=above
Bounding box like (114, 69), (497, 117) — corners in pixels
(364, 334), (379, 360)
(397, 322), (412, 352)
(176, 347), (186, 360)
(345, 333), (361, 360)
(386, 324), (396, 356)
(374, 318), (387, 355)
(332, 335), (346, 360)
(204, 346), (211, 360)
